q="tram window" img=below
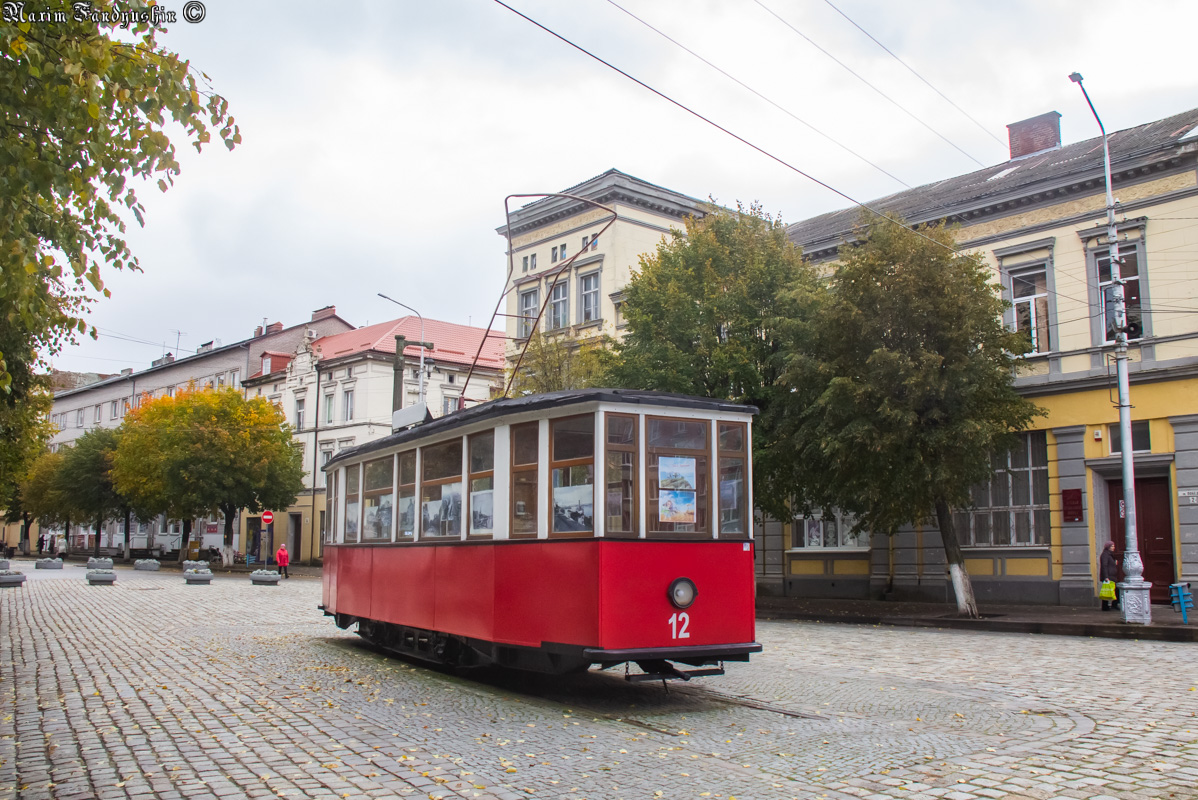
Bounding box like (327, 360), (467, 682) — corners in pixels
(717, 421), (747, 536)
(362, 457), (394, 542)
(421, 439), (463, 538)
(605, 414), (638, 536)
(345, 465), (361, 543)
(468, 432), (495, 537)
(327, 470), (338, 543)
(511, 422), (539, 538)
(646, 417), (709, 535)
(396, 451), (416, 541)
(550, 415), (595, 535)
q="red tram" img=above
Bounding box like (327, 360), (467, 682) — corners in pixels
(320, 389), (760, 680)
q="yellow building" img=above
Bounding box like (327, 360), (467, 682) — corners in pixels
(781, 107), (1198, 605)
(498, 169), (708, 365)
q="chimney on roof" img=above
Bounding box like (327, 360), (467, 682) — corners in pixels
(254, 325), (264, 338)
(265, 322), (284, 335)
(311, 305), (337, 322)
(1007, 111), (1061, 160)
(120, 368), (133, 376)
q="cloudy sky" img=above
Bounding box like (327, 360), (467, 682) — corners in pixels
(51, 0), (1197, 374)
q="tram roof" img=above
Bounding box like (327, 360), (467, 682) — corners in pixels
(326, 388), (757, 468)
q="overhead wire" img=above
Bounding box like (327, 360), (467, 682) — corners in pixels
(602, 0), (912, 190)
(820, 0), (1007, 151)
(491, 0), (957, 254)
(750, 0), (988, 168)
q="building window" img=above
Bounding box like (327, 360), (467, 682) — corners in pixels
(344, 465), (360, 543)
(324, 394), (334, 424)
(262, 356), (272, 375)
(605, 414), (638, 536)
(954, 431), (1049, 546)
(522, 255), (529, 272)
(549, 282), (569, 329)
(793, 510), (867, 549)
(319, 449), (333, 487)
(396, 451), (416, 541)
(216, 374), (225, 387)
(579, 273), (600, 324)
(511, 422), (539, 538)
(468, 431), (494, 537)
(167, 386), (175, 398)
(93, 405), (101, 423)
(442, 394), (459, 416)
(295, 398), (305, 431)
(362, 456), (394, 542)
(76, 409), (84, 427)
(558, 241), (567, 260)
(421, 438), (463, 538)
(110, 401), (118, 419)
(582, 235), (590, 250)
(1011, 265), (1050, 353)
(518, 289), (539, 338)
(551, 245), (559, 264)
(530, 252), (537, 270)
(447, 374), (455, 384)
(550, 415), (594, 536)
(343, 390), (354, 421)
(231, 370), (240, 389)
(1109, 421), (1151, 454)
(646, 417), (710, 535)
(1096, 248), (1144, 342)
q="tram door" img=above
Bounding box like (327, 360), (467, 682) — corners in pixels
(1108, 478), (1176, 604)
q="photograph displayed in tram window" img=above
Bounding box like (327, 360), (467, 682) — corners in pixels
(552, 465), (594, 532)
(658, 455), (697, 524)
(659, 489), (696, 524)
(396, 493), (416, 538)
(470, 487), (494, 533)
(422, 482), (462, 536)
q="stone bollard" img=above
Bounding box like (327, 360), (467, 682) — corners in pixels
(0, 569), (26, 588)
(86, 569), (117, 586)
(182, 560), (209, 572)
(35, 558), (63, 570)
(87, 557), (114, 570)
(184, 568), (213, 585)
(0, 559), (9, 571)
(134, 559), (161, 571)
(250, 569), (282, 586)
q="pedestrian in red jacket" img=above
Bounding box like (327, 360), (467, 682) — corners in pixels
(276, 543), (290, 578)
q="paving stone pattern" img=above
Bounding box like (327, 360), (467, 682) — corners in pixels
(1, 567), (1196, 800)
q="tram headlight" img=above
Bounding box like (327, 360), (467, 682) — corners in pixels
(668, 577), (697, 609)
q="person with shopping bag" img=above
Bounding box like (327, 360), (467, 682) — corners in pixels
(1099, 540), (1120, 611)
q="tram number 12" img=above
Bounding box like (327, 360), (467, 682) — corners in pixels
(668, 612), (691, 639)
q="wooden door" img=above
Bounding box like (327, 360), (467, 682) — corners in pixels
(1107, 477), (1176, 603)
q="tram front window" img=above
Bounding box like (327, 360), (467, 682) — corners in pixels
(718, 422), (747, 536)
(646, 417), (709, 535)
(469, 432), (495, 537)
(345, 465), (361, 543)
(605, 414), (638, 536)
(396, 451), (416, 541)
(511, 422), (538, 538)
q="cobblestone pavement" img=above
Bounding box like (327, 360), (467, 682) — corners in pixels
(2, 567), (1196, 800)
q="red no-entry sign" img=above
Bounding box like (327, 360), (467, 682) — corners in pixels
(262, 511), (274, 525)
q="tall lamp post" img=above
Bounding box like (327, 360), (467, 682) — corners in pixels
(377, 294), (429, 406)
(1069, 72), (1151, 624)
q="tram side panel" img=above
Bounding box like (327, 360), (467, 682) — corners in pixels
(493, 541), (600, 648)
(371, 546), (439, 630)
(433, 544), (496, 643)
(322, 545), (337, 612)
(598, 541), (756, 651)
(334, 546), (375, 620)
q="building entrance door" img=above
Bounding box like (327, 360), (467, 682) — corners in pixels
(1107, 477), (1176, 604)
(290, 513), (302, 560)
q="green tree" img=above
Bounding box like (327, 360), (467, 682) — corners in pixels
(508, 332), (607, 395)
(0, 360), (54, 553)
(0, 2), (238, 394)
(776, 216), (1041, 617)
(603, 203), (815, 517)
(20, 448), (76, 553)
(113, 387), (305, 564)
(57, 427), (139, 558)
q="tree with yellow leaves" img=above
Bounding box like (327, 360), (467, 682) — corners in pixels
(113, 387), (303, 563)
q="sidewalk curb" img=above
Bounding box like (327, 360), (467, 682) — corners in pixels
(757, 609), (1198, 643)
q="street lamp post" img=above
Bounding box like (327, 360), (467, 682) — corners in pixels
(377, 294), (429, 406)
(1069, 72), (1151, 624)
